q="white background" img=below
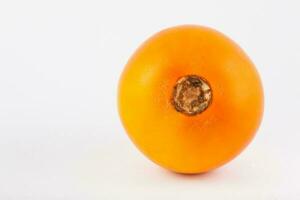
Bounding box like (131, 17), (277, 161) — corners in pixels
(0, 0), (299, 199)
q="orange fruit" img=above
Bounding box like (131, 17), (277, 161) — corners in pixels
(118, 25), (264, 174)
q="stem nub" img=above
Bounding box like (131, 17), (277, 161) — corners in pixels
(172, 75), (212, 116)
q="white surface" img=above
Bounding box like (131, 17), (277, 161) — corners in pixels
(0, 0), (299, 199)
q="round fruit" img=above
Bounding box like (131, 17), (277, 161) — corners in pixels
(118, 25), (264, 174)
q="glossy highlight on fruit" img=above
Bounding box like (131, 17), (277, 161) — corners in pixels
(118, 25), (264, 174)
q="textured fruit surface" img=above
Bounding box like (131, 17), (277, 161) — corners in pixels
(118, 25), (264, 174)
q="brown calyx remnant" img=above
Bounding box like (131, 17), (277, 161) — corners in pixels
(172, 75), (212, 116)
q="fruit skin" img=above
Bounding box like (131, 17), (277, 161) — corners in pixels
(118, 25), (264, 174)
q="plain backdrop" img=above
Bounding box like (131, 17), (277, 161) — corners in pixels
(0, 0), (299, 199)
